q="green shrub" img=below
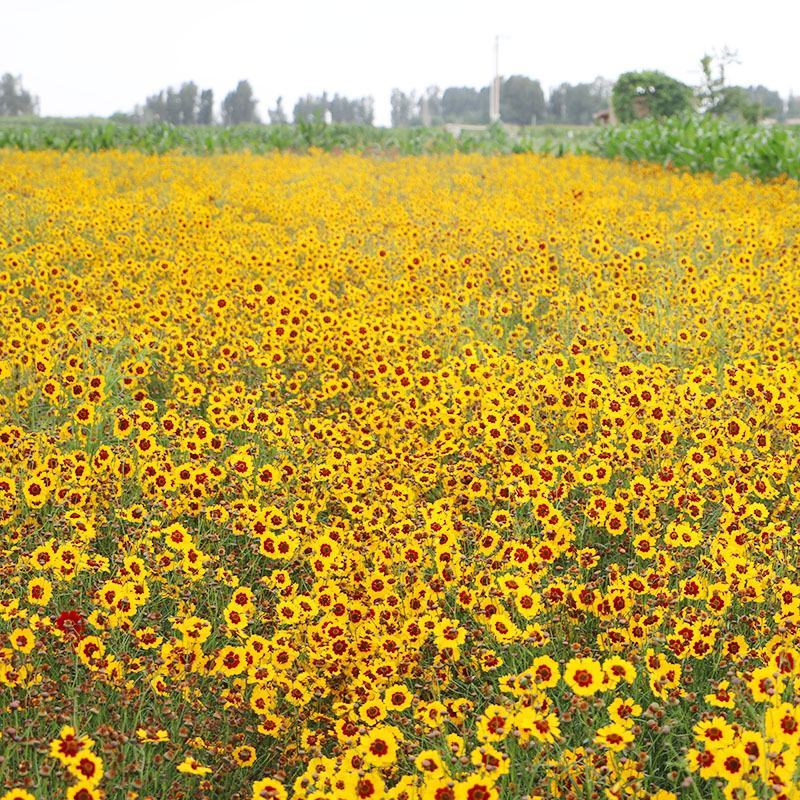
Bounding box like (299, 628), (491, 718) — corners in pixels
(612, 71), (694, 123)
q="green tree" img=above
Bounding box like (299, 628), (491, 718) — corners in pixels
(696, 52), (783, 123)
(696, 50), (741, 117)
(548, 78), (611, 124)
(418, 86), (442, 126)
(293, 93), (329, 123)
(354, 96), (374, 125)
(390, 89), (419, 127)
(268, 97), (288, 124)
(612, 70), (693, 122)
(741, 85), (783, 121)
(165, 87), (183, 124)
(499, 75), (545, 125)
(143, 83), (211, 124)
(143, 90), (166, 122)
(178, 82), (199, 125)
(197, 89), (214, 125)
(441, 86), (486, 123)
(222, 81), (259, 125)
(328, 94), (374, 125)
(0, 73), (37, 116)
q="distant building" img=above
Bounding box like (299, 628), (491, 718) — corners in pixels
(594, 108), (617, 125)
(443, 122), (521, 138)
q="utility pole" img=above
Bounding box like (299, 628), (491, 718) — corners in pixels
(490, 35), (501, 123)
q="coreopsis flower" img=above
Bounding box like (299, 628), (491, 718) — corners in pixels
(55, 610), (85, 640)
(9, 628), (35, 654)
(608, 697), (642, 727)
(136, 728), (169, 743)
(1, 790), (37, 800)
(563, 657), (604, 696)
(67, 750), (105, 786)
(361, 725), (402, 769)
(66, 783), (105, 800)
(49, 727), (95, 766)
(27, 576), (52, 606)
(250, 777), (287, 800)
(454, 777), (498, 800)
(176, 756), (212, 775)
(595, 722), (635, 751)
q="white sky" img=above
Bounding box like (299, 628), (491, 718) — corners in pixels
(5, 0), (799, 125)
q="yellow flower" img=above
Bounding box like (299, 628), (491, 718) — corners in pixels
(135, 728), (169, 743)
(454, 777), (498, 800)
(608, 696), (642, 727)
(1, 790), (37, 800)
(595, 722), (635, 751)
(27, 576), (52, 606)
(176, 755), (212, 775)
(49, 726), (95, 765)
(250, 777), (287, 800)
(361, 725), (402, 768)
(704, 680), (736, 709)
(66, 784), (104, 800)
(514, 704), (561, 744)
(9, 628), (34, 654)
(66, 750), (105, 786)
(22, 476), (50, 508)
(232, 745), (256, 767)
(707, 743), (751, 787)
(764, 703), (800, 749)
(602, 656), (636, 688)
(476, 704), (512, 743)
(383, 683), (413, 712)
(563, 657), (604, 696)
(529, 655), (560, 689)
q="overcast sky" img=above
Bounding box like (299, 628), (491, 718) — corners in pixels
(5, 0), (799, 125)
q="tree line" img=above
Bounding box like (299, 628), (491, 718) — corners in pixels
(123, 73), (800, 127)
(106, 81), (375, 126)
(2, 60), (799, 126)
(391, 77), (613, 126)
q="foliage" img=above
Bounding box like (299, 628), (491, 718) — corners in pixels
(548, 78), (612, 125)
(267, 96), (288, 125)
(292, 93), (374, 125)
(293, 92), (330, 123)
(441, 86), (489, 124)
(142, 82), (214, 125)
(0, 118), (591, 157)
(390, 88), (419, 127)
(612, 70), (693, 123)
(741, 86), (784, 122)
(696, 50), (741, 117)
(0, 117), (799, 182)
(328, 93), (374, 125)
(197, 89), (214, 125)
(0, 73), (37, 117)
(499, 75), (546, 125)
(696, 52), (785, 124)
(221, 80), (259, 125)
(592, 114), (800, 179)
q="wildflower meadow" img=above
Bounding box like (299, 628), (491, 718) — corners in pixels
(1, 149), (799, 799)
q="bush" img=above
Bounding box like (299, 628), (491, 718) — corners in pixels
(612, 70), (693, 123)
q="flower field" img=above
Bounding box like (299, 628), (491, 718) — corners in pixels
(1, 150), (799, 800)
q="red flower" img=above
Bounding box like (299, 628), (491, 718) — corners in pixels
(55, 610), (85, 640)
